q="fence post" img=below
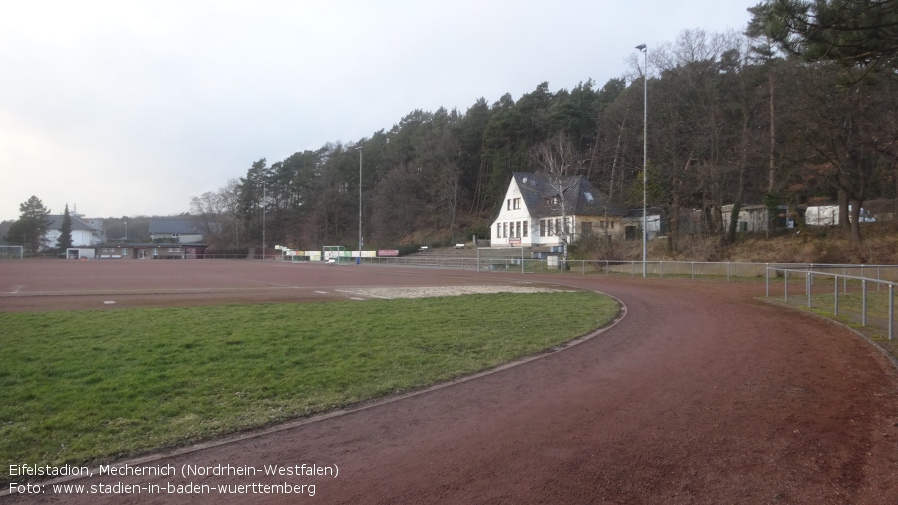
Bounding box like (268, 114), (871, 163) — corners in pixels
(807, 272), (812, 308)
(889, 284), (894, 341)
(784, 270), (789, 303)
(862, 279), (868, 326)
(834, 275), (839, 316)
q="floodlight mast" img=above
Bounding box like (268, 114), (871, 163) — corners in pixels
(636, 43), (647, 278)
(357, 146), (363, 265)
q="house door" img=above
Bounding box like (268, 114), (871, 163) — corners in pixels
(138, 249), (146, 259)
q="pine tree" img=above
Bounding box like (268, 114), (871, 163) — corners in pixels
(57, 204), (74, 252)
(6, 196), (51, 255)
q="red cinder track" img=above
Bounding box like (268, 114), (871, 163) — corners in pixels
(2, 260), (897, 504)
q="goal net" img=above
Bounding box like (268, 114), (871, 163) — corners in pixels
(476, 246), (525, 273)
(323, 245), (350, 264)
(0, 245), (24, 259)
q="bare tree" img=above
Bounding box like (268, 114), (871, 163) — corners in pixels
(190, 178), (245, 246)
(531, 133), (582, 266)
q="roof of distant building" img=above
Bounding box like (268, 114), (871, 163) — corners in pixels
(46, 214), (101, 232)
(511, 172), (623, 218)
(149, 217), (203, 235)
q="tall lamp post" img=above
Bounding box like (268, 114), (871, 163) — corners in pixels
(636, 43), (648, 278)
(262, 181), (266, 261)
(357, 146), (363, 265)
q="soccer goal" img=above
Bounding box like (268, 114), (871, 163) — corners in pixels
(323, 245), (350, 265)
(476, 246), (525, 274)
(0, 245), (24, 259)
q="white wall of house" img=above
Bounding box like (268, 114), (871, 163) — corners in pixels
(491, 177), (611, 247)
(44, 228), (101, 248)
(491, 179), (535, 247)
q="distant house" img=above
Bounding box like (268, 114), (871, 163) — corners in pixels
(721, 204), (794, 233)
(149, 217), (204, 244)
(44, 213), (104, 250)
(623, 207), (664, 241)
(490, 172), (624, 249)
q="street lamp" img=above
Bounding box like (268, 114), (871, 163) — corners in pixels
(262, 181), (266, 260)
(636, 43), (647, 278)
(124, 221), (127, 241)
(357, 146), (363, 265)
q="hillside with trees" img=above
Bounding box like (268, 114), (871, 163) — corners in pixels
(187, 1), (898, 259)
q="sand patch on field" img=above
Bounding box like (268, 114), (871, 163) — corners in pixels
(340, 285), (566, 299)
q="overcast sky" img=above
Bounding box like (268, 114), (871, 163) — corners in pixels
(0, 1), (754, 222)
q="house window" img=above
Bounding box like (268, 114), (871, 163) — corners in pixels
(582, 222), (592, 236)
(507, 199), (512, 210)
(548, 219), (554, 236)
(556, 218), (561, 235)
(515, 222), (520, 237)
(503, 222), (508, 238)
(497, 223), (501, 237)
(523, 222), (528, 237)
(539, 220), (546, 237)
(513, 198), (521, 210)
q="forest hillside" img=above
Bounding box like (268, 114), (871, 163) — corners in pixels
(177, 3), (898, 261)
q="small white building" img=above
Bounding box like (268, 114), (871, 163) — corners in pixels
(44, 213), (104, 250)
(490, 172), (624, 248)
(721, 204), (793, 233)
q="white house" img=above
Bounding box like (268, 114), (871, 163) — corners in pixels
(44, 213), (104, 250)
(490, 172), (624, 248)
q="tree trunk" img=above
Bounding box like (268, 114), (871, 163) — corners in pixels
(849, 197), (863, 242)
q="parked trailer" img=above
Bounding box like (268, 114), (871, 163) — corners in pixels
(805, 205), (875, 226)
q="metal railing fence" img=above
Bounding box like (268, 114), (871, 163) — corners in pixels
(766, 266), (896, 341)
(359, 256), (898, 282)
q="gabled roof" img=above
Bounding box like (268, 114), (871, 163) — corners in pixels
(149, 217), (202, 235)
(512, 172), (623, 218)
(46, 215), (101, 232)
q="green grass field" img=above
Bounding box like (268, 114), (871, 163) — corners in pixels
(0, 291), (617, 479)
